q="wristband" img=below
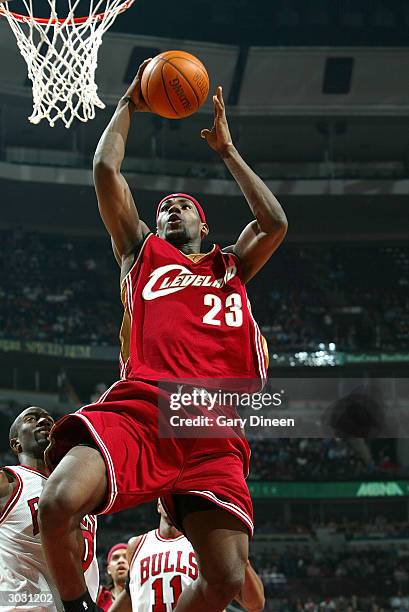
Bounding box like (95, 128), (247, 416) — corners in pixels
(120, 96), (136, 109)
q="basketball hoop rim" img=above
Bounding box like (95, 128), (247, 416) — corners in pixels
(0, 0), (134, 24)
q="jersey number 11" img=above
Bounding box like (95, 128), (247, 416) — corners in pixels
(151, 575), (182, 611)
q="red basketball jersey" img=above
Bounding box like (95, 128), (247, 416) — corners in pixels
(119, 234), (268, 382)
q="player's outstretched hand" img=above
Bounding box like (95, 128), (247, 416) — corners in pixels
(125, 58), (152, 112)
(200, 86), (234, 156)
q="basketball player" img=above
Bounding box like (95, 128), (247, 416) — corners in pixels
(38, 58), (287, 612)
(109, 500), (264, 612)
(97, 543), (129, 611)
(0, 406), (99, 611)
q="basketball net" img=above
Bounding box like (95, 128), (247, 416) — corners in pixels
(0, 0), (134, 128)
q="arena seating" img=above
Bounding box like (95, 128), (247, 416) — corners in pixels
(1, 230), (408, 353)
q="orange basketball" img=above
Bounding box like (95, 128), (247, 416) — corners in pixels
(141, 50), (209, 119)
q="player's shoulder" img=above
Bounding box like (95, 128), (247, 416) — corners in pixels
(0, 467), (19, 513)
(128, 534), (143, 548)
(0, 467), (17, 489)
(120, 232), (154, 283)
(221, 244), (241, 263)
(0, 469), (10, 495)
(127, 532), (147, 563)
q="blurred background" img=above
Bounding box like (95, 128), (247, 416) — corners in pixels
(0, 0), (409, 609)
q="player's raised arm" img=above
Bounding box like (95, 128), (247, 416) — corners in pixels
(234, 560), (265, 612)
(93, 59), (152, 261)
(201, 86), (288, 283)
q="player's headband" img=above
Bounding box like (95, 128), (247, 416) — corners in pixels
(107, 543), (127, 563)
(156, 193), (207, 224)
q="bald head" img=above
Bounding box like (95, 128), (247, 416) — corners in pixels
(9, 407), (54, 458)
(9, 416), (20, 443)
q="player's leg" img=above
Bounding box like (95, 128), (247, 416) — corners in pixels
(38, 445), (107, 603)
(173, 502), (248, 612)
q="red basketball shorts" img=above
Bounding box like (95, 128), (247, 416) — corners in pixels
(46, 379), (254, 535)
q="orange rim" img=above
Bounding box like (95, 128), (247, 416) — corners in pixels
(0, 0), (134, 25)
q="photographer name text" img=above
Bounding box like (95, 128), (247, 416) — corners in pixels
(169, 415), (295, 428)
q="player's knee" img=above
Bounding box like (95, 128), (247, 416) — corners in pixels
(38, 477), (81, 531)
(202, 564), (245, 607)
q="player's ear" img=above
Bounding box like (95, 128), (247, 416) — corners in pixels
(10, 437), (21, 455)
(200, 223), (209, 238)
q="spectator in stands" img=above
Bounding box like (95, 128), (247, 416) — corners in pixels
(90, 383), (109, 403)
(390, 591), (409, 610)
(1, 229), (409, 352)
(249, 438), (391, 481)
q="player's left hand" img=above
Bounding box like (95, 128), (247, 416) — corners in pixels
(200, 86), (234, 156)
(125, 58), (152, 112)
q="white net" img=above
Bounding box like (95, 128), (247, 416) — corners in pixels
(0, 0), (134, 127)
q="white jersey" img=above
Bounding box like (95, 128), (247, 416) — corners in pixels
(129, 529), (198, 612)
(0, 466), (99, 611)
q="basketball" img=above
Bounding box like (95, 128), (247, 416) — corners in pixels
(141, 50), (209, 119)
